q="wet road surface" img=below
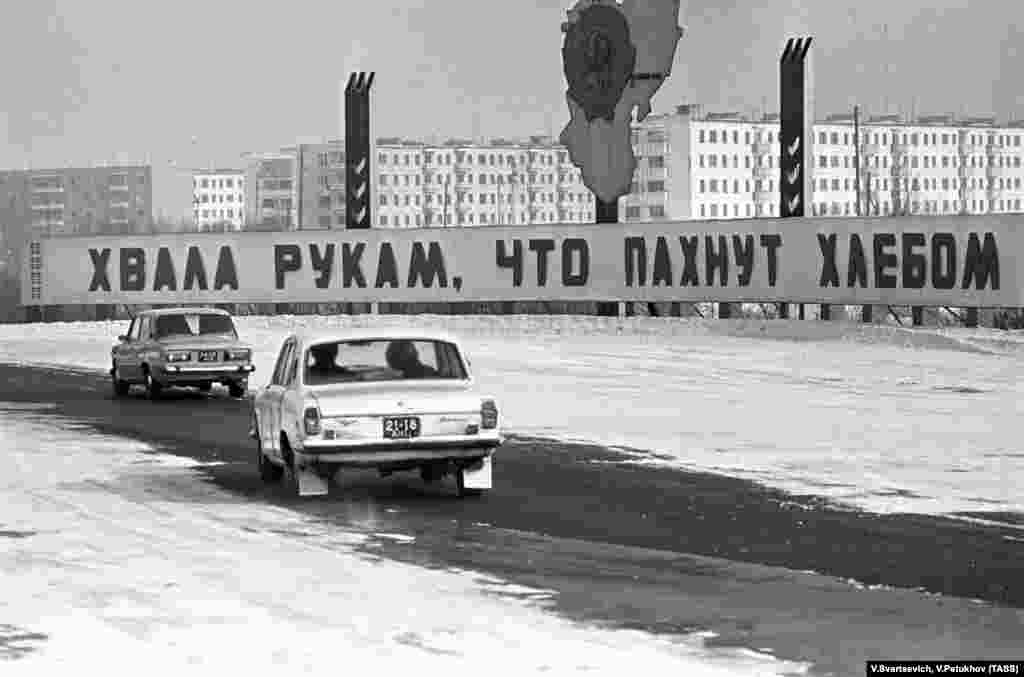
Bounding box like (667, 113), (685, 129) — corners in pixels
(2, 363), (1022, 676)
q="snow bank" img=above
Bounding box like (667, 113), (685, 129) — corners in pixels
(0, 405), (806, 676)
(0, 315), (1021, 519)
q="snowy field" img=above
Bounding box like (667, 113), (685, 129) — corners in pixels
(0, 403), (807, 675)
(0, 315), (1022, 519)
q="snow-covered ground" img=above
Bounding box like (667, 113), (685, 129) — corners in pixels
(0, 403), (807, 675)
(0, 315), (1020, 519)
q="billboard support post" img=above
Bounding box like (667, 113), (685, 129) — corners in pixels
(345, 72), (375, 230)
(779, 36), (814, 321)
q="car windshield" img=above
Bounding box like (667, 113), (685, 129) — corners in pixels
(153, 313), (237, 339)
(303, 339), (468, 385)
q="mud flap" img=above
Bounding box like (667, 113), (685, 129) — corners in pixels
(462, 456), (492, 490)
(294, 458), (329, 497)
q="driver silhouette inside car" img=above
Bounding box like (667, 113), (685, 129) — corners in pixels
(385, 340), (439, 379)
(307, 343), (345, 383)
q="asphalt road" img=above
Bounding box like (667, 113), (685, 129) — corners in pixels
(2, 362), (1022, 677)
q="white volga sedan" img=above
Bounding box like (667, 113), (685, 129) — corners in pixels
(250, 328), (503, 497)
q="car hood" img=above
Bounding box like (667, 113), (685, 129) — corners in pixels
(305, 381), (484, 417)
(158, 336), (249, 350)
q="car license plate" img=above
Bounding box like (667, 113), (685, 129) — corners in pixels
(198, 350), (220, 362)
(383, 416), (420, 439)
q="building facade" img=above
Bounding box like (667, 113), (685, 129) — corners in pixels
(235, 107), (1024, 231)
(242, 141), (347, 231)
(192, 169), (245, 231)
(0, 165), (153, 238)
(375, 136), (594, 229)
(0, 165), (153, 287)
(240, 136), (597, 230)
(623, 105), (1024, 222)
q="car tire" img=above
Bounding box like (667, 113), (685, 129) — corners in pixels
(455, 467), (484, 498)
(144, 369), (163, 400)
(228, 381), (246, 399)
(111, 364), (130, 397)
(256, 431), (283, 484)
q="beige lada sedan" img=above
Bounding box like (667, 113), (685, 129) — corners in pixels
(110, 307), (254, 399)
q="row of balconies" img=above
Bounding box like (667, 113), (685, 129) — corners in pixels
(863, 141), (1016, 157)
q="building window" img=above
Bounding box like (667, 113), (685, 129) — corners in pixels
(626, 206), (642, 218)
(647, 180), (665, 192)
(649, 156), (665, 169)
(650, 205), (665, 218)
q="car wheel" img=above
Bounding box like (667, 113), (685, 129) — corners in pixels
(111, 364), (130, 397)
(228, 381), (246, 398)
(144, 369), (163, 400)
(455, 468), (484, 498)
(256, 429), (283, 484)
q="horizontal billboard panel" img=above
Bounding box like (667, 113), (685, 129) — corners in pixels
(21, 216), (1022, 307)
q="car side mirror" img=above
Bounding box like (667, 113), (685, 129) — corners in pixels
(117, 335), (129, 342)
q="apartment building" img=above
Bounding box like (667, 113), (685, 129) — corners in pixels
(624, 104), (1024, 222)
(239, 136), (597, 230)
(374, 136), (595, 228)
(242, 141), (346, 231)
(300, 143), (347, 229)
(192, 169), (244, 231)
(0, 165), (153, 258)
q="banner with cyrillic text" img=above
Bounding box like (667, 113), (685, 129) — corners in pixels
(22, 216), (1022, 307)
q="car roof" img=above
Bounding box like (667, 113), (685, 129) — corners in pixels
(135, 307), (231, 317)
(292, 327), (463, 348)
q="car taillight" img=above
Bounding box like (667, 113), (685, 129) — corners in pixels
(303, 406), (321, 436)
(481, 399), (498, 429)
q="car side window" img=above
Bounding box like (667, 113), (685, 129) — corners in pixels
(271, 340), (293, 386)
(126, 318), (139, 341)
(284, 350), (299, 386)
(138, 317), (151, 341)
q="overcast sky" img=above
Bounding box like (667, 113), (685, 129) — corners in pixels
(1, 0), (1021, 217)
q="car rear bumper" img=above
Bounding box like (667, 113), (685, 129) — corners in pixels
(298, 436), (501, 465)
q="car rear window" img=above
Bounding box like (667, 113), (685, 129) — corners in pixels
(304, 339), (467, 385)
(153, 313), (237, 339)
